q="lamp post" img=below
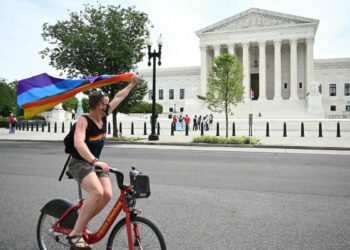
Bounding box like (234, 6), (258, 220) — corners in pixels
(147, 34), (163, 141)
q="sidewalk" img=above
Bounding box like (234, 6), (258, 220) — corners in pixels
(1, 128), (349, 150)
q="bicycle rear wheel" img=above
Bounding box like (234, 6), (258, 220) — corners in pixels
(107, 216), (166, 250)
(37, 212), (69, 250)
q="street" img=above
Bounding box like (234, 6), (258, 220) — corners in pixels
(0, 141), (350, 249)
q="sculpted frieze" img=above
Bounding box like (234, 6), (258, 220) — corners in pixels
(205, 13), (309, 33)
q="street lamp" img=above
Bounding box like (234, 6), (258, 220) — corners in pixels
(147, 34), (163, 141)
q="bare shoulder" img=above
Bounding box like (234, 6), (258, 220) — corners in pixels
(75, 116), (88, 131)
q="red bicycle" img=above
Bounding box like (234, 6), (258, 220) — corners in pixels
(36, 166), (166, 250)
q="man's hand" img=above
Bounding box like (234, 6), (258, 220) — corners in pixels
(108, 73), (141, 114)
(94, 161), (110, 174)
(130, 73), (141, 86)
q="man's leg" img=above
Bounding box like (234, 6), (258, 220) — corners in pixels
(91, 176), (113, 217)
(70, 172), (103, 237)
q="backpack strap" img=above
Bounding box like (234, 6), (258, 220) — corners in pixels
(58, 154), (72, 181)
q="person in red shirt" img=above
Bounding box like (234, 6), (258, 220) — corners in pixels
(7, 113), (16, 134)
(184, 114), (190, 131)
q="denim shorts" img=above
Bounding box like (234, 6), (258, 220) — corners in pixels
(68, 157), (108, 183)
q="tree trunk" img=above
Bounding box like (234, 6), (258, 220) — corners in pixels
(112, 110), (118, 137)
(225, 105), (229, 138)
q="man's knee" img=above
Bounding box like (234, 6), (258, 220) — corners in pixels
(103, 189), (113, 202)
(90, 188), (104, 201)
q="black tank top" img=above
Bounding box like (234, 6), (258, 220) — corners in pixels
(72, 115), (107, 160)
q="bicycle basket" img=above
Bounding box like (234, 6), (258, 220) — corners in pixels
(133, 174), (151, 198)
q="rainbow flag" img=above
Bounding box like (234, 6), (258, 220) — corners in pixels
(17, 73), (133, 119)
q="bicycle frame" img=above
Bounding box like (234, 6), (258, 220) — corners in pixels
(52, 185), (139, 250)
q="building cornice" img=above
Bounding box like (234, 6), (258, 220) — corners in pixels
(314, 58), (350, 69)
(139, 66), (200, 78)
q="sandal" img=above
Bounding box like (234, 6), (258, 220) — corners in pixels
(66, 235), (92, 250)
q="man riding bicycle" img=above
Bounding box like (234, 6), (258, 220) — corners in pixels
(66, 74), (140, 249)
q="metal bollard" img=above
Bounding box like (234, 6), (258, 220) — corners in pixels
(144, 122), (147, 135)
(232, 122), (236, 136)
(216, 122), (219, 136)
(131, 122), (134, 135)
(185, 123), (189, 136)
(62, 122), (65, 133)
(301, 122), (305, 137)
(54, 122), (57, 133)
(171, 122), (174, 136)
(337, 122), (341, 137)
(108, 122), (111, 134)
(318, 122), (323, 137)
(42, 123), (44, 132)
(283, 122), (287, 137)
(119, 122), (122, 135)
(48, 122), (51, 133)
(157, 122), (160, 135)
(266, 122), (270, 137)
(201, 122), (204, 136)
(36, 122), (39, 132)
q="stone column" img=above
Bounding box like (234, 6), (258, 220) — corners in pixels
(306, 37), (315, 96)
(290, 38), (298, 99)
(200, 45), (208, 96)
(258, 41), (266, 100)
(213, 45), (221, 58)
(274, 39), (282, 100)
(228, 43), (235, 55)
(242, 42), (250, 99)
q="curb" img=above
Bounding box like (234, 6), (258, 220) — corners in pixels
(2, 139), (350, 151)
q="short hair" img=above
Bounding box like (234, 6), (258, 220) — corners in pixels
(88, 91), (106, 110)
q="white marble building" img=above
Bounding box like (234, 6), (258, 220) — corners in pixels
(140, 8), (350, 119)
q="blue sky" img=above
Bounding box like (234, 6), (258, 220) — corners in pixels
(1, 0), (350, 82)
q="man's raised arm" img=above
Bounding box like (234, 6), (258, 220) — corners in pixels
(108, 74), (140, 114)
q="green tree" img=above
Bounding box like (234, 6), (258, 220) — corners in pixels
(206, 53), (244, 138)
(0, 79), (17, 117)
(40, 4), (150, 137)
(62, 97), (78, 112)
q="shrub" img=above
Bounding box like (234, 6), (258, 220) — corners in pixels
(128, 101), (163, 114)
(0, 118), (9, 128)
(109, 136), (143, 142)
(192, 135), (259, 145)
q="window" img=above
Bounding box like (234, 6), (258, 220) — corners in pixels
(330, 84), (336, 96)
(319, 84), (322, 94)
(180, 89), (185, 99)
(169, 107), (173, 112)
(345, 83), (350, 96)
(330, 105), (336, 111)
(148, 90), (152, 100)
(169, 89), (174, 100)
(299, 82), (302, 88)
(284, 83), (288, 89)
(180, 107), (184, 112)
(346, 104), (350, 111)
(159, 89), (163, 100)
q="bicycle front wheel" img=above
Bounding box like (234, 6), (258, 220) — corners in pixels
(107, 216), (166, 250)
(37, 212), (69, 250)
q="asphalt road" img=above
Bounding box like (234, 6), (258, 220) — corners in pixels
(0, 141), (350, 250)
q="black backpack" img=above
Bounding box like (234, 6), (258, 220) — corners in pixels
(59, 115), (88, 181)
(63, 122), (77, 154)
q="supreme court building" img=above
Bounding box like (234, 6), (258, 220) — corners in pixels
(140, 8), (350, 119)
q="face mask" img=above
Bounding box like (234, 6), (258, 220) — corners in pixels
(103, 104), (110, 116)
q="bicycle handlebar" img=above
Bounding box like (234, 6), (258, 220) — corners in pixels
(95, 166), (124, 190)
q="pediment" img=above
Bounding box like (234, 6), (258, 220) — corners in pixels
(196, 8), (319, 35)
